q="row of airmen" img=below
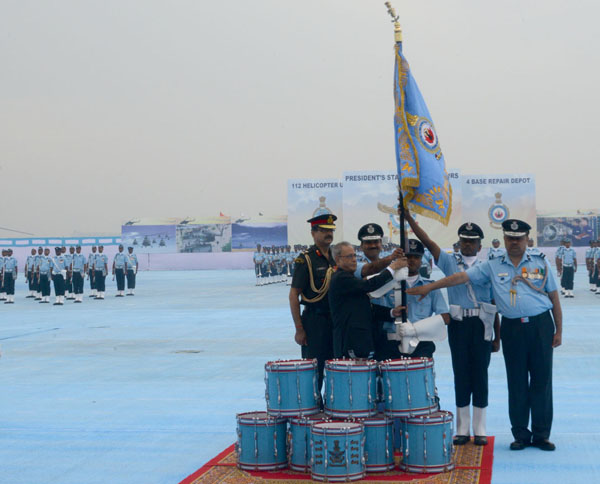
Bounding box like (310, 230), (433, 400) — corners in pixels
(585, 239), (600, 294)
(253, 245), (298, 285)
(0, 245), (138, 305)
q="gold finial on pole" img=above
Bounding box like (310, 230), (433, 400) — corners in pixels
(384, 2), (402, 42)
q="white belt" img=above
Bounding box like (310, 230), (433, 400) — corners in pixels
(462, 308), (480, 318)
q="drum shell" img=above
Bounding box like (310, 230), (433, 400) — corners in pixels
(288, 413), (329, 472)
(310, 422), (366, 482)
(323, 359), (378, 418)
(347, 414), (394, 473)
(236, 411), (288, 471)
(398, 411), (454, 473)
(265, 359), (319, 417)
(379, 358), (438, 417)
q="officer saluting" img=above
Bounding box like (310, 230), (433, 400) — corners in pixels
(408, 219), (562, 451)
(289, 214), (337, 395)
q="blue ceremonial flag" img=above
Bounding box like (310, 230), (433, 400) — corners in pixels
(393, 38), (452, 225)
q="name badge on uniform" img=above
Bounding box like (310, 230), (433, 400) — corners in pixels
(520, 317), (529, 323)
(498, 273), (509, 277)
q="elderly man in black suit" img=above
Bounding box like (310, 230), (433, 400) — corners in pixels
(328, 241), (407, 359)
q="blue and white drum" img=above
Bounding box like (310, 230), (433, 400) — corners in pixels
(288, 413), (329, 472)
(236, 411), (288, 471)
(379, 358), (438, 417)
(323, 359), (378, 418)
(399, 410), (454, 473)
(359, 414), (395, 472)
(310, 421), (366, 482)
(265, 359), (319, 417)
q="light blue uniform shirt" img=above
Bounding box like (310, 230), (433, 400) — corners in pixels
(51, 255), (67, 273)
(555, 246), (565, 259)
(526, 247), (543, 257)
(26, 255), (35, 271)
(436, 251), (492, 308)
(406, 276), (449, 323)
(94, 254), (108, 273)
(466, 252), (558, 319)
(87, 254), (97, 270)
(3, 257), (17, 274)
(72, 254), (86, 272)
(379, 276), (448, 333)
(593, 248), (600, 262)
(113, 252), (127, 269)
(561, 248), (576, 266)
(421, 249), (433, 269)
(354, 257), (395, 309)
(0, 257), (4, 271)
(38, 256), (51, 274)
(63, 254), (73, 268)
(126, 253), (138, 270)
(253, 251), (265, 264)
(585, 247), (595, 259)
(488, 247), (506, 260)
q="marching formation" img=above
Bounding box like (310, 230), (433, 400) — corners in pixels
(0, 245), (139, 305)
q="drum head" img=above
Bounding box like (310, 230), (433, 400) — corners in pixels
(265, 358), (317, 369)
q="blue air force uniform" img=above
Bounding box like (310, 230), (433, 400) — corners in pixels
(113, 249), (127, 294)
(26, 253), (37, 295)
(466, 220), (560, 447)
(125, 250), (138, 294)
(560, 245), (577, 293)
(37, 254), (52, 301)
(72, 251), (87, 301)
(63, 252), (74, 296)
(94, 251), (108, 297)
(436, 223), (496, 445)
(2, 255), (18, 302)
(51, 251), (67, 304)
(88, 252), (97, 294)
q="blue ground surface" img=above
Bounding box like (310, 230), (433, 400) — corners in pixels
(0, 270), (599, 484)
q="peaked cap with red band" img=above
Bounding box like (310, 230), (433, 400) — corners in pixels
(307, 214), (337, 229)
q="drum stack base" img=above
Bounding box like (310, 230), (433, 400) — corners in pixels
(235, 357), (459, 481)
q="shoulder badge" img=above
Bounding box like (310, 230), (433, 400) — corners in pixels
(294, 256), (305, 264)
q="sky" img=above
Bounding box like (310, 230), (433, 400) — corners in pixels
(1, 0), (599, 236)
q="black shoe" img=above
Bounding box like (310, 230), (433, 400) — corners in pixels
(89, 295), (96, 298)
(26, 295), (34, 298)
(5, 301), (14, 304)
(531, 439), (555, 451)
(74, 300), (82, 303)
(510, 439), (529, 450)
(474, 436), (488, 446)
(453, 435), (470, 445)
(40, 301), (49, 304)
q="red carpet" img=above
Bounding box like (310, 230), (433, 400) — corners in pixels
(180, 437), (494, 484)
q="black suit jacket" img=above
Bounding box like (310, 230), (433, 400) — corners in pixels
(328, 268), (395, 358)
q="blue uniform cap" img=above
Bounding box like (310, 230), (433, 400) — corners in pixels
(358, 223), (384, 241)
(458, 222), (484, 239)
(406, 239), (425, 256)
(502, 219), (531, 237)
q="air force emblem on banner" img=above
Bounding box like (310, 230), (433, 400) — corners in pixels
(416, 118), (439, 152)
(488, 192), (510, 229)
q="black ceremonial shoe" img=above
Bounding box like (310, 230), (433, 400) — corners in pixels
(510, 439), (528, 450)
(531, 439), (555, 451)
(453, 435), (470, 445)
(473, 436), (488, 446)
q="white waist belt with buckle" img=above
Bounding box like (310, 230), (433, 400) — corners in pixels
(463, 308), (480, 318)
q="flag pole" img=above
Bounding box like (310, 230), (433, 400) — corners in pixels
(385, 2), (408, 323)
